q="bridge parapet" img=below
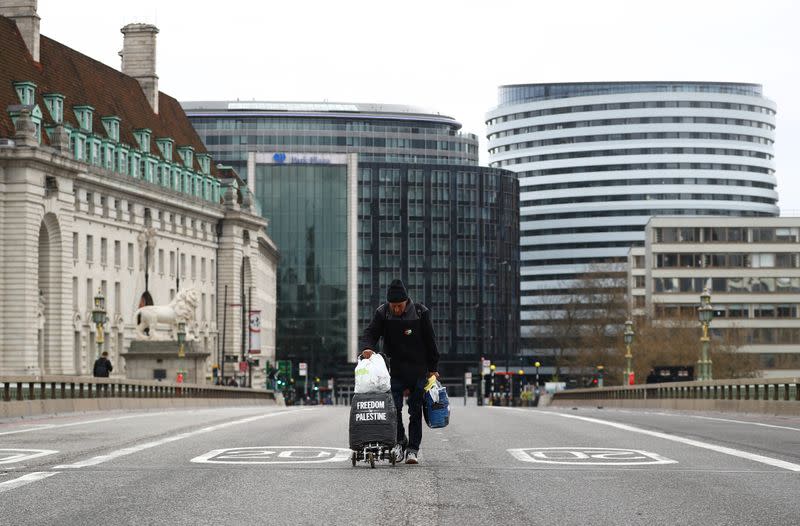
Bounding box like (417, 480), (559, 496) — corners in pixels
(550, 377), (800, 416)
(0, 375), (276, 418)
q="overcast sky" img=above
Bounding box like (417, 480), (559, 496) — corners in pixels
(38, 0), (800, 211)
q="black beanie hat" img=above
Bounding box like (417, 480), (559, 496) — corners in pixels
(386, 279), (409, 303)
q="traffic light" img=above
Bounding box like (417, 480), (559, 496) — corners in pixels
(313, 377), (320, 391)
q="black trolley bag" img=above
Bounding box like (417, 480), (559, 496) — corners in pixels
(348, 392), (397, 450)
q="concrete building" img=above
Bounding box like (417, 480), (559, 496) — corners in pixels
(0, 1), (277, 385)
(629, 216), (800, 377)
(486, 82), (779, 365)
(183, 101), (519, 383)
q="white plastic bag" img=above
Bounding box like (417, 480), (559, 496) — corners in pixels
(354, 353), (391, 393)
(424, 375), (441, 404)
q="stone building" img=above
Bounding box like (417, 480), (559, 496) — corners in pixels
(0, 1), (277, 384)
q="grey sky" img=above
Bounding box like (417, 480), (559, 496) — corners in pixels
(38, 0), (799, 211)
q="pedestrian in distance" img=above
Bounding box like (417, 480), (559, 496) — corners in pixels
(360, 279), (439, 465)
(92, 351), (113, 378)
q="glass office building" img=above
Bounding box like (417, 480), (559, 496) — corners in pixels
(254, 161), (349, 377)
(487, 81), (779, 365)
(185, 101), (519, 382)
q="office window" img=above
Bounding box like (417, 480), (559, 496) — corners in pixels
(201, 258), (207, 281)
(127, 243), (134, 269)
(158, 249), (165, 274)
(86, 278), (93, 310)
(72, 277), (78, 310)
(114, 240), (121, 267)
(170, 251), (176, 276)
(73, 232), (79, 260)
(181, 253), (186, 278)
(191, 256), (197, 280)
(86, 235), (93, 262)
(100, 238), (107, 265)
(114, 282), (121, 313)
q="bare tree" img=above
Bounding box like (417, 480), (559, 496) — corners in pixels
(617, 315), (760, 383)
(711, 323), (761, 379)
(574, 268), (628, 376)
(540, 296), (582, 381)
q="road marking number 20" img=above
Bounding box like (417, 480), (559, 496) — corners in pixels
(508, 447), (677, 465)
(191, 446), (352, 464)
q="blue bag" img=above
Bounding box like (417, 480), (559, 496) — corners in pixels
(423, 380), (450, 429)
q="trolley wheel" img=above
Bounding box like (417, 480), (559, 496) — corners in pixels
(367, 452), (375, 468)
(351, 452), (357, 467)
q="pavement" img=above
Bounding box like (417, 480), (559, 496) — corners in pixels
(1, 401), (799, 525)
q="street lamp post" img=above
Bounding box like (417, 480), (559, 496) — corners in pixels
(489, 364), (496, 405)
(534, 361), (540, 386)
(697, 288), (714, 381)
(623, 319), (635, 385)
(177, 321), (186, 384)
(91, 289), (107, 359)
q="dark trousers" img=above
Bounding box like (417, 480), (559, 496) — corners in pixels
(391, 376), (426, 452)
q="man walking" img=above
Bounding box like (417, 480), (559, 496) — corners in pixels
(92, 351), (113, 378)
(360, 279), (439, 464)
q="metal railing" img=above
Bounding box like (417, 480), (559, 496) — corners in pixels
(552, 377), (800, 402)
(1, 375), (274, 403)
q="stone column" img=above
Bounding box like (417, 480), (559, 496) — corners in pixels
(216, 189), (243, 367)
(0, 163), (46, 373)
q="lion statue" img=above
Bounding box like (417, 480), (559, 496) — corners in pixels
(134, 289), (199, 340)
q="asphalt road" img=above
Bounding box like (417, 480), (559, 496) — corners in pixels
(1, 401), (799, 525)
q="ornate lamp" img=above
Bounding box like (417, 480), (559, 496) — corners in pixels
(177, 321), (186, 358)
(92, 289), (106, 356)
(697, 288), (714, 380)
(623, 319), (635, 385)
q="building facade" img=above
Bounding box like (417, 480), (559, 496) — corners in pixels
(0, 2), (277, 384)
(630, 217), (800, 378)
(184, 102), (519, 382)
(486, 82), (779, 365)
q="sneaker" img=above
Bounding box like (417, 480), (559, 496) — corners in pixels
(391, 443), (404, 460)
(405, 451), (419, 464)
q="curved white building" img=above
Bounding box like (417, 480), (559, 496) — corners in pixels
(486, 82), (779, 358)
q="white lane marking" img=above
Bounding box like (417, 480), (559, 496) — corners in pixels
(53, 409), (307, 469)
(508, 447), (677, 465)
(191, 446), (352, 464)
(586, 408), (800, 432)
(0, 411), (185, 436)
(498, 408), (800, 472)
(0, 449), (58, 464)
(688, 415), (800, 432)
(0, 472), (59, 493)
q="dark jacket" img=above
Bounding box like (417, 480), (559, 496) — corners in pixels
(93, 357), (113, 377)
(359, 300), (439, 379)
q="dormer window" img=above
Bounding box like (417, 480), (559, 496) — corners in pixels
(8, 105), (43, 144)
(101, 116), (121, 142)
(177, 146), (194, 169)
(13, 81), (36, 105)
(133, 128), (152, 153)
(73, 105), (94, 132)
(156, 138), (174, 161)
(43, 93), (65, 123)
(197, 153), (211, 175)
